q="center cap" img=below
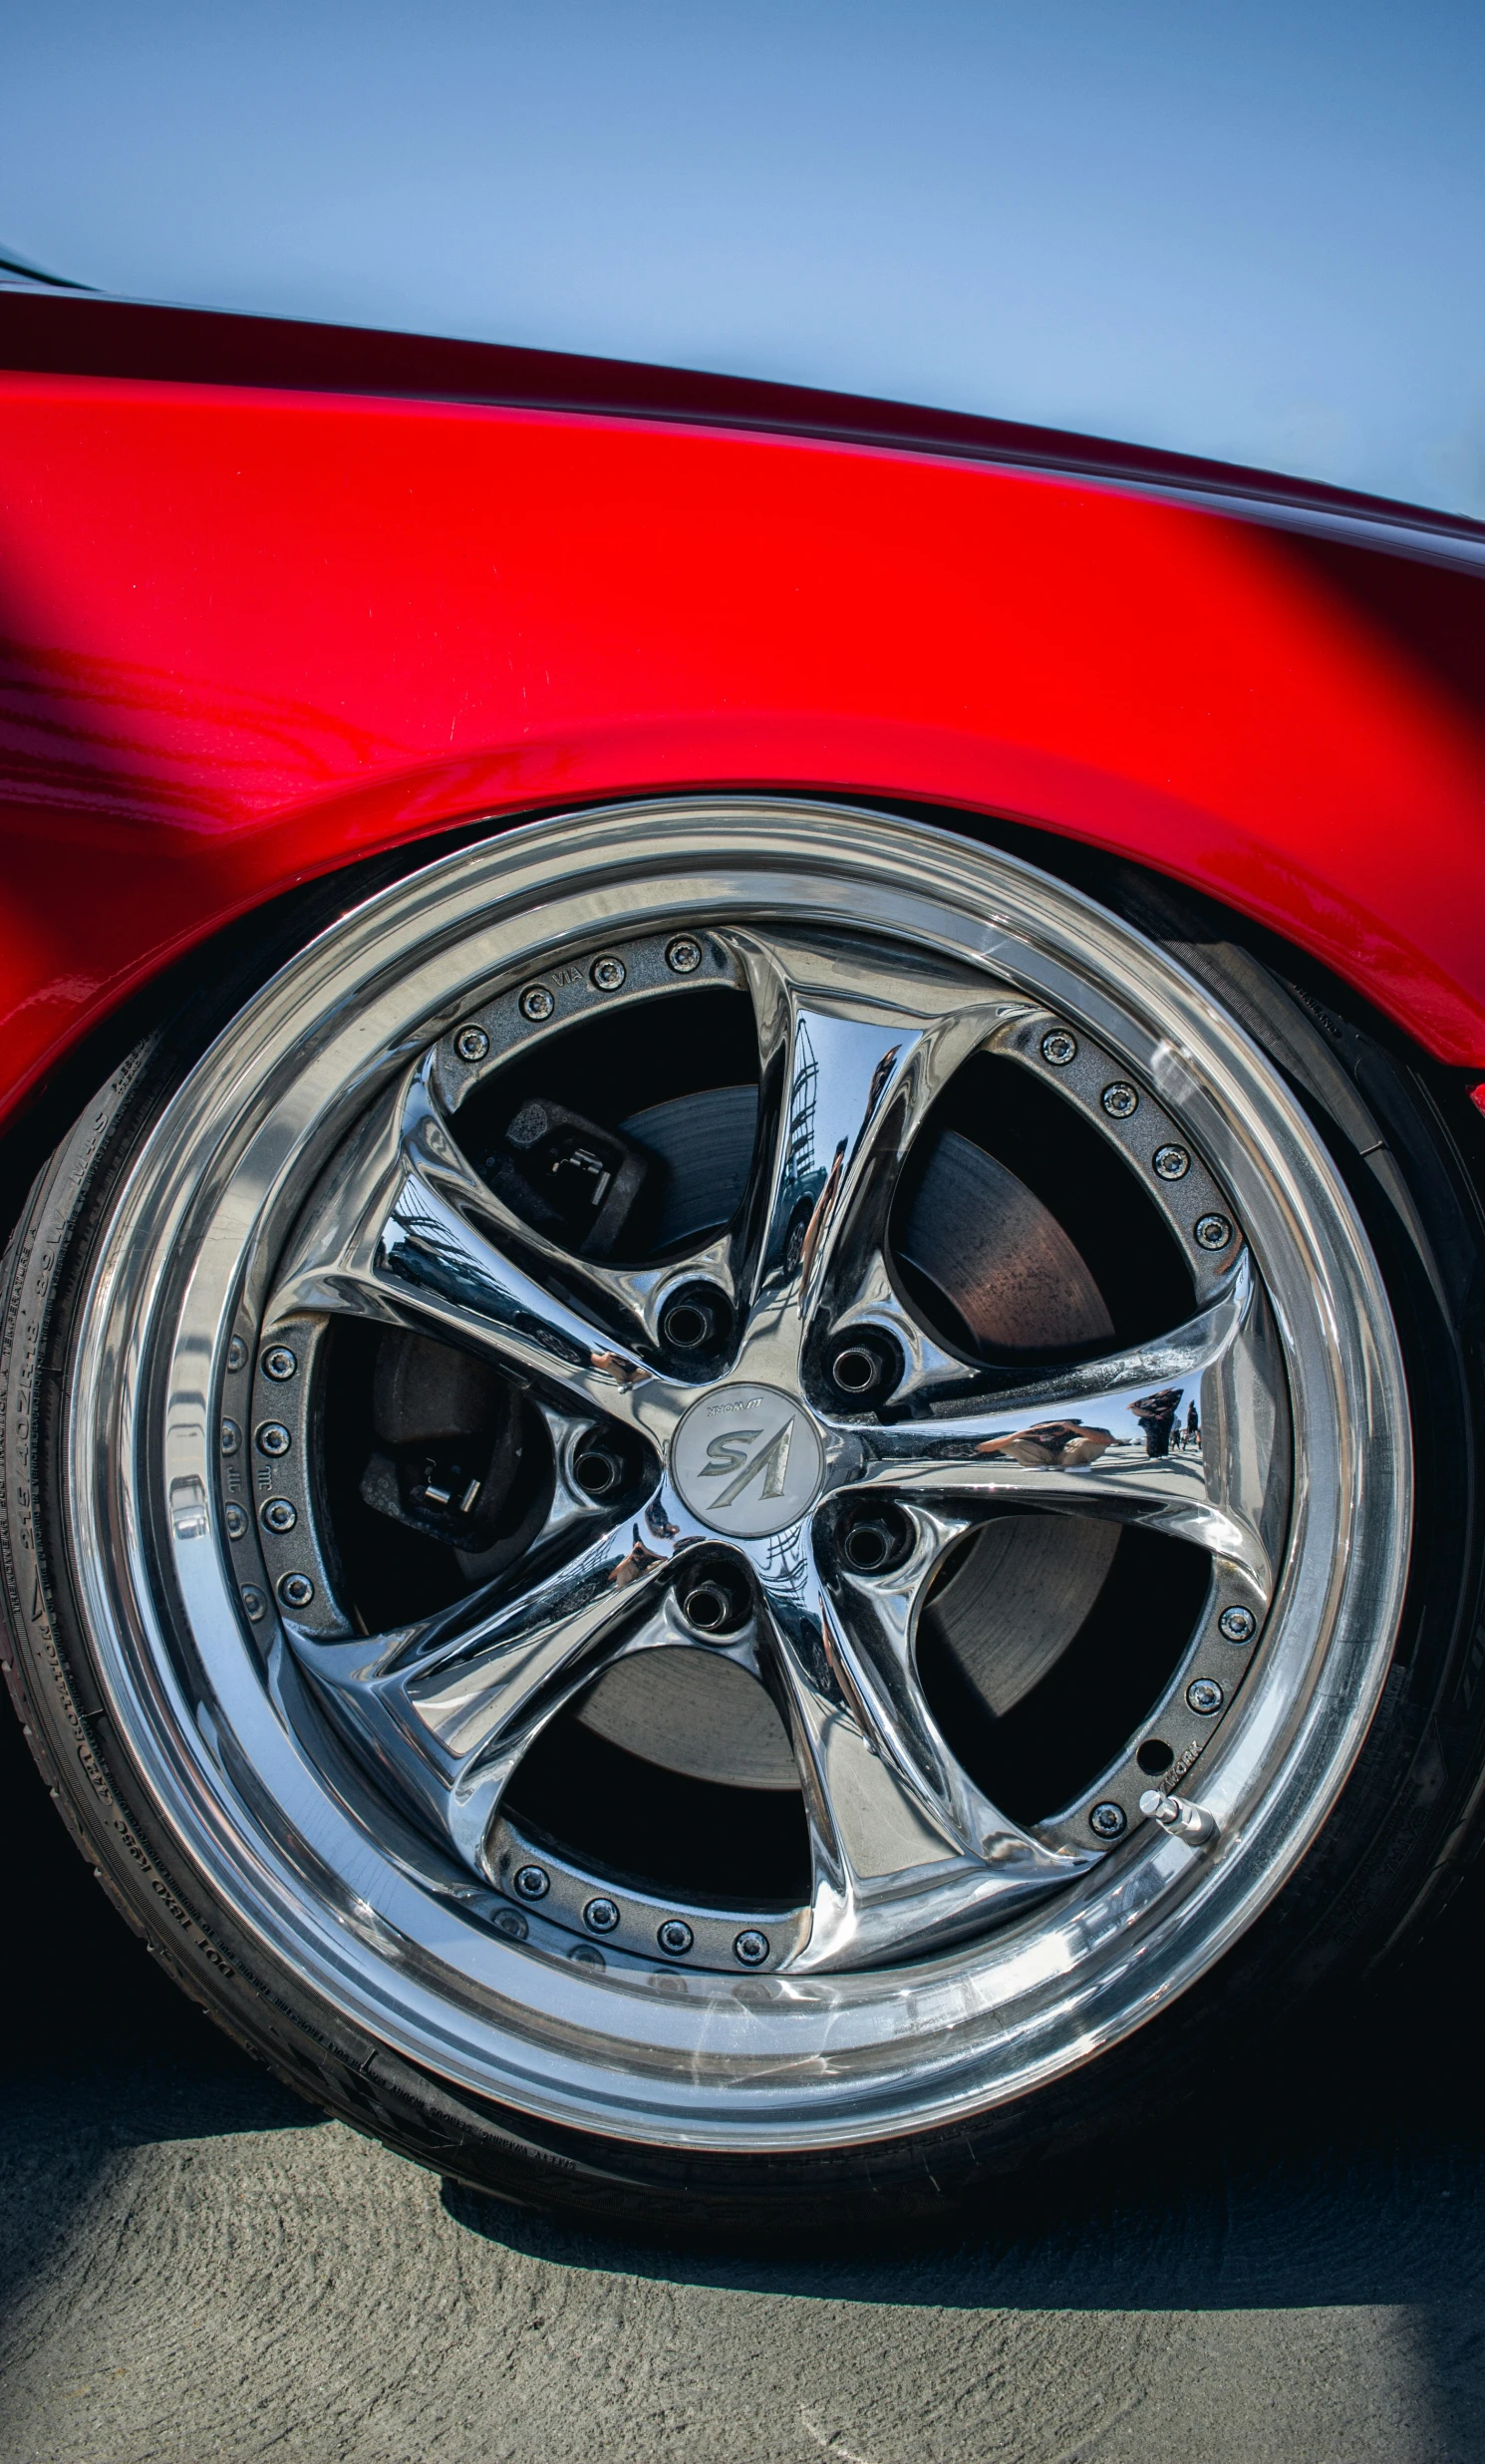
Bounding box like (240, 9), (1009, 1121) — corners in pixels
(670, 1384), (826, 1539)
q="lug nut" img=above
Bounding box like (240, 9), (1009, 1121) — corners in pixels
(262, 1346), (298, 1382)
(518, 984), (555, 1023)
(1195, 1213), (1234, 1251)
(658, 1919), (694, 1957)
(260, 1497), (297, 1534)
(1089, 1801), (1127, 1840)
(220, 1419), (241, 1456)
(1187, 1678), (1224, 1714)
(277, 1573), (315, 1610)
(661, 1287), (728, 1353)
(513, 1864), (549, 1900)
(679, 1561), (750, 1636)
(733, 1929), (769, 1967)
(584, 1896), (621, 1934)
(1101, 1081), (1138, 1119)
(226, 1336), (247, 1373)
(665, 935), (704, 975)
(1152, 1144), (1190, 1180)
(240, 1585), (267, 1623)
(454, 1023), (490, 1063)
(839, 1502), (914, 1576)
(663, 1300), (713, 1350)
(589, 954), (627, 992)
(826, 1331), (901, 1405)
(1219, 1605), (1257, 1645)
(255, 1422), (291, 1457)
(573, 1438), (628, 1498)
(223, 1503), (247, 1541)
(1040, 1028), (1077, 1067)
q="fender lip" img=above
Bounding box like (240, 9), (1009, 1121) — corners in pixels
(6, 286), (1485, 577)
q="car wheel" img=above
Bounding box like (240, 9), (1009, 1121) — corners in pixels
(4, 798), (1483, 2235)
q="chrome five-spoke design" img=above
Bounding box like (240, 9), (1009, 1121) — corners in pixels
(251, 924), (1278, 1973)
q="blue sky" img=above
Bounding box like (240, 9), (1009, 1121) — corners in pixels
(5, 1), (1484, 515)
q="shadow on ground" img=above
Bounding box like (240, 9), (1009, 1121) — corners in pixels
(5, 1697), (1485, 2459)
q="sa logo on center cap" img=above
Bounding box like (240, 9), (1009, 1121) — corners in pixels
(670, 1384), (825, 1538)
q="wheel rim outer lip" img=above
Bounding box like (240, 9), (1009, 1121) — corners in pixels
(63, 798), (1410, 2152)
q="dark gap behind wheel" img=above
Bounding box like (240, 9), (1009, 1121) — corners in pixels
(502, 1715), (811, 1906)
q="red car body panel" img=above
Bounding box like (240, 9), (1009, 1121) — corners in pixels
(4, 300), (1485, 1136)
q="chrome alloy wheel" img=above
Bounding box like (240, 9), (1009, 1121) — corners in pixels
(66, 800), (1410, 2150)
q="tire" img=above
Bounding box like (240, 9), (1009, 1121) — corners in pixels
(2, 796), (1483, 2238)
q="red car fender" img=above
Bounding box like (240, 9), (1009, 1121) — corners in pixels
(3, 353), (1485, 1137)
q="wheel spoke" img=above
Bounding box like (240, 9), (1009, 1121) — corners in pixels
(851, 1256), (1279, 1598)
(751, 1529), (1093, 1971)
(727, 930), (991, 1380)
(272, 1065), (665, 1430)
(291, 1517), (676, 1873)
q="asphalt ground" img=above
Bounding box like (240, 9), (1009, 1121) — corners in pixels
(3, 1698), (1485, 2463)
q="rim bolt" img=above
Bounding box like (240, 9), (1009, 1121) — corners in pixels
(1195, 1213), (1234, 1251)
(1040, 1028), (1077, 1066)
(665, 935), (704, 975)
(493, 1909), (528, 1941)
(1219, 1605), (1257, 1645)
(1152, 1143), (1190, 1180)
(240, 1585), (267, 1623)
(590, 953), (627, 992)
(518, 984), (555, 1023)
(584, 1897), (621, 1935)
(261, 1497), (297, 1534)
(658, 1919), (694, 1957)
(513, 1864), (549, 1901)
(256, 1422), (292, 1457)
(277, 1573), (314, 1610)
(262, 1345), (298, 1381)
(226, 1336), (247, 1373)
(839, 1502), (914, 1577)
(454, 1024), (490, 1063)
(223, 1503), (247, 1541)
(1101, 1081), (1138, 1118)
(220, 1418), (241, 1456)
(1188, 1678), (1224, 1714)
(733, 1930), (769, 1968)
(1089, 1801), (1126, 1840)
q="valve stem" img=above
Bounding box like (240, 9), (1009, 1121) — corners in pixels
(1139, 1789), (1220, 1845)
